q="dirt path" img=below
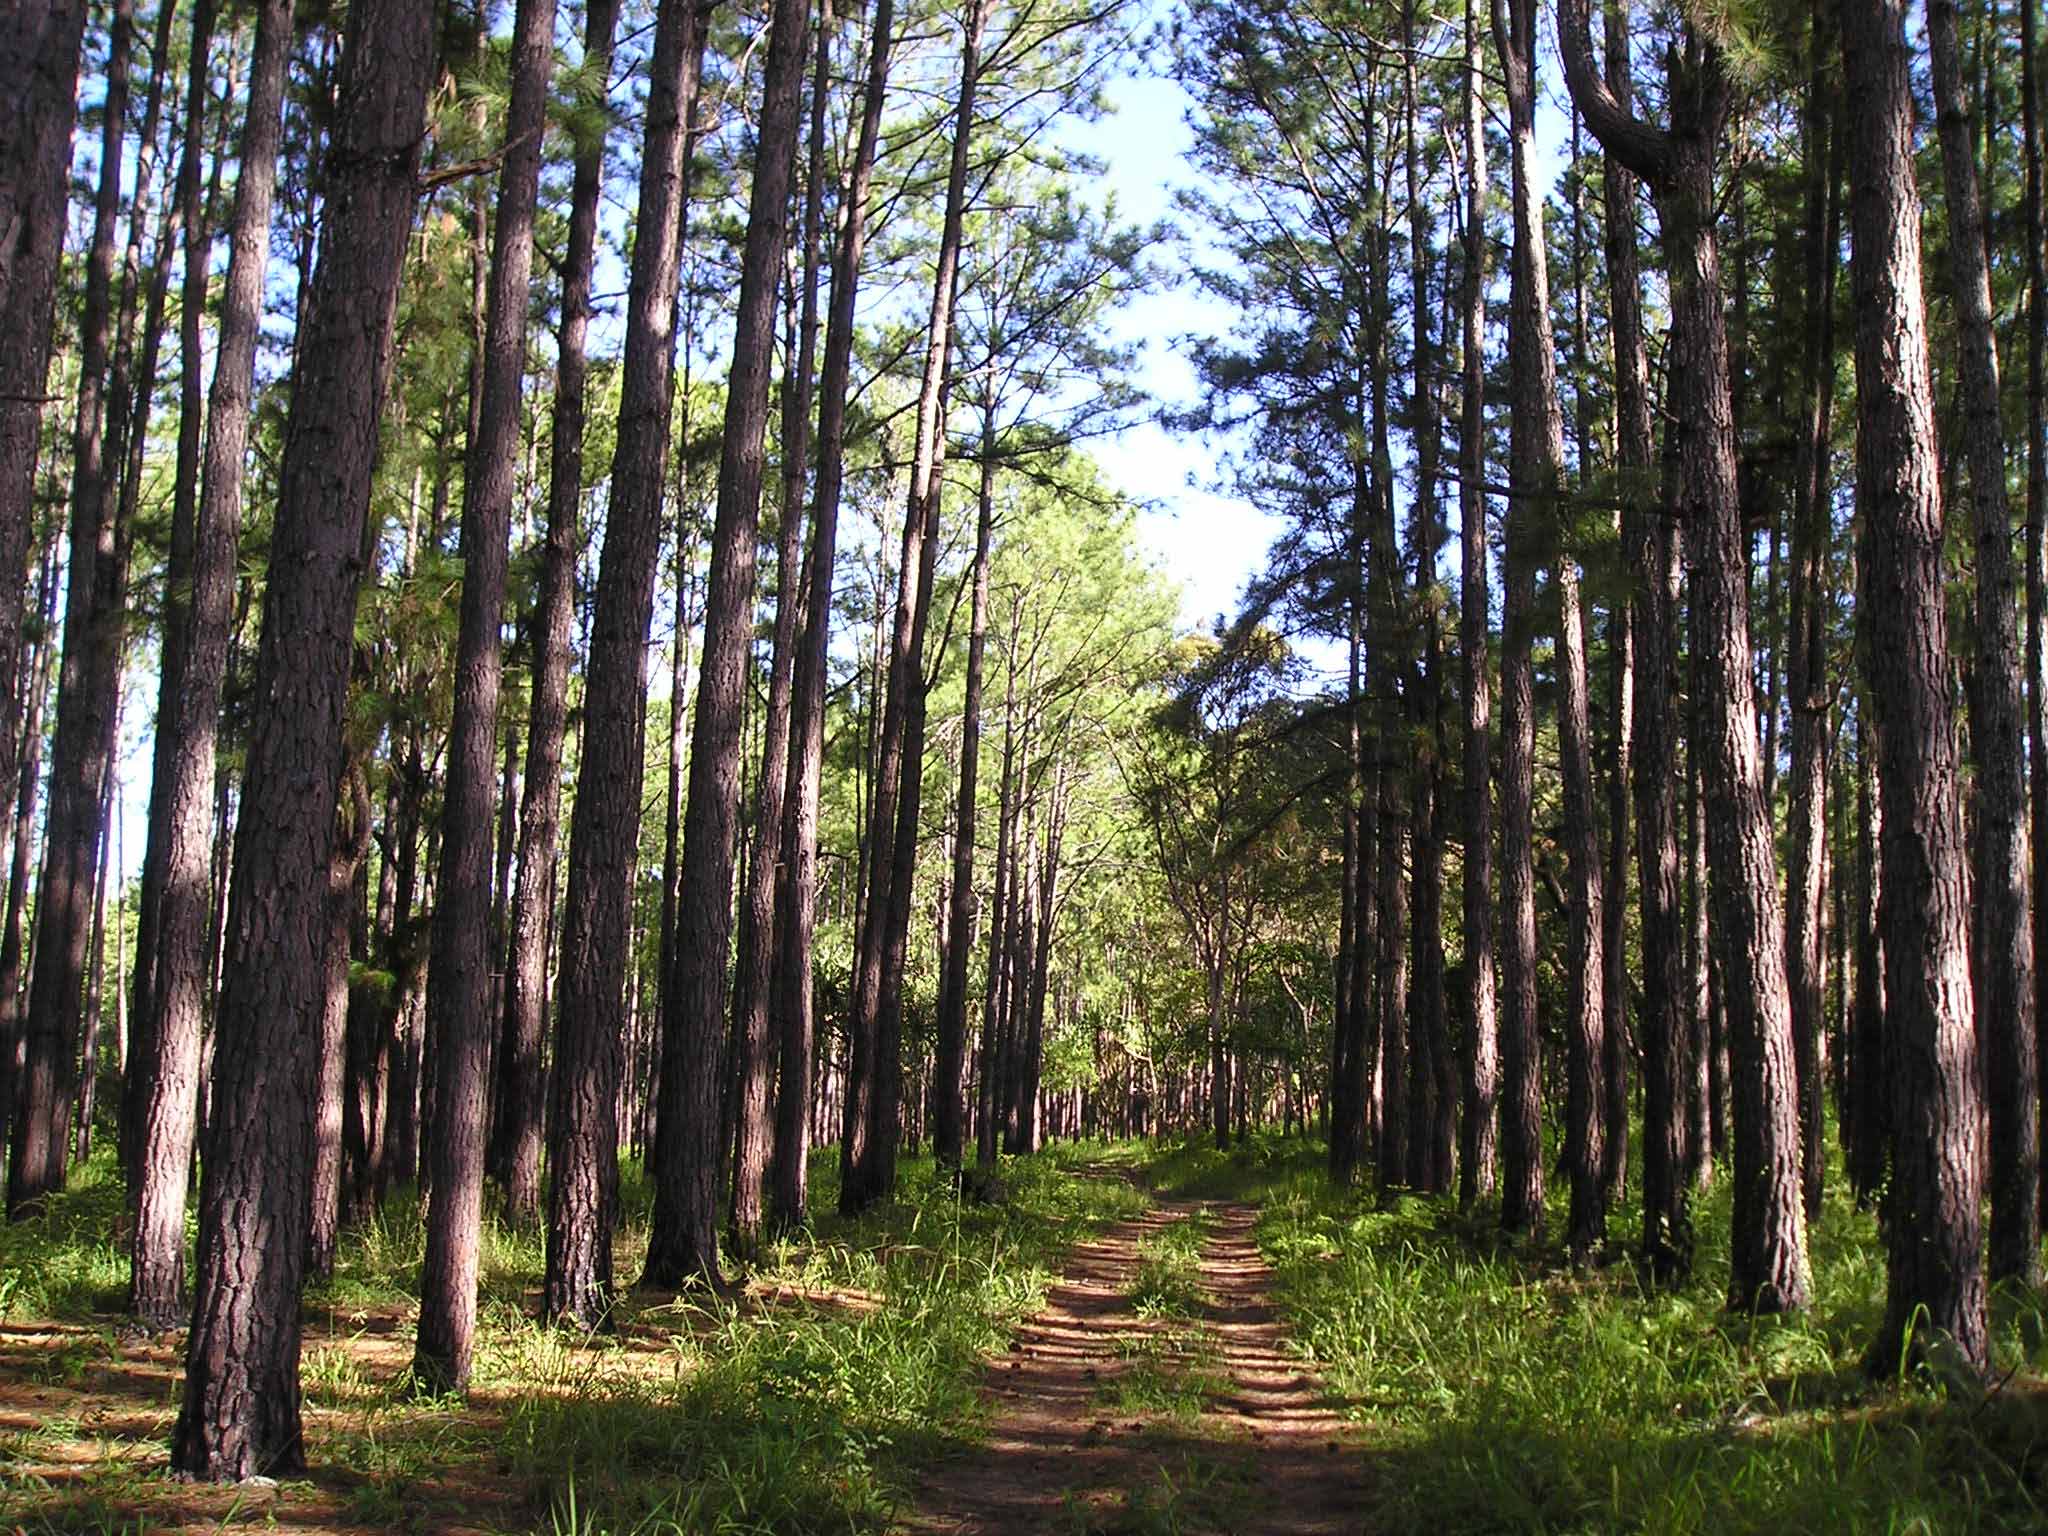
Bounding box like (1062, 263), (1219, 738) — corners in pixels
(902, 1190), (1372, 1535)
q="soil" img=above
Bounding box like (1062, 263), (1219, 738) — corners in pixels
(900, 1190), (1373, 1536)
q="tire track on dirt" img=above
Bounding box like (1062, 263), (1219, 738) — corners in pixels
(902, 1184), (1371, 1535)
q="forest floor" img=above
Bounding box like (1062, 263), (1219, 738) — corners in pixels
(6, 1136), (2048, 1533)
(903, 1178), (1370, 1534)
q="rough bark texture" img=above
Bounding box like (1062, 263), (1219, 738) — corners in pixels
(1927, 0), (2039, 1287)
(2028, 0), (2048, 1242)
(133, 0), (285, 1330)
(546, 0), (705, 1326)
(730, 1), (832, 1258)
(1560, 0), (1809, 1314)
(841, 0), (987, 1215)
(171, 0), (435, 1479)
(496, 0), (619, 1232)
(773, 0), (895, 1231)
(646, 0), (811, 1290)
(1783, 2), (1840, 1229)
(0, 12), (87, 1071)
(936, 440), (997, 1169)
(415, 0), (558, 1392)
(1491, 0), (1545, 1238)
(1843, 0), (1988, 1375)
(1603, 4), (1686, 1281)
(10, 0), (133, 1218)
(1456, 0), (1497, 1210)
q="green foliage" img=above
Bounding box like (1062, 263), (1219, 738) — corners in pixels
(1145, 1133), (2048, 1534)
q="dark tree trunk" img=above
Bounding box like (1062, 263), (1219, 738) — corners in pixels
(1604, 0), (1687, 1282)
(1491, 0), (1546, 1238)
(1562, 0), (1809, 1314)
(647, 0), (811, 1290)
(730, 0), (831, 1259)
(935, 434), (996, 1169)
(1456, 0), (1496, 1210)
(171, 0), (436, 1479)
(497, 0), (619, 1231)
(1928, 0), (2039, 1287)
(1845, 712), (1888, 1205)
(125, 0), (219, 1192)
(10, 0), (133, 1218)
(415, 0), (557, 1393)
(2026, 0), (2048, 1240)
(309, 772), (369, 1283)
(773, 0), (894, 1232)
(840, 0), (986, 1215)
(1843, 0), (1988, 1375)
(0, 545), (58, 1173)
(546, 0), (707, 1326)
(1783, 0), (1841, 1229)
(0, 12), (88, 1081)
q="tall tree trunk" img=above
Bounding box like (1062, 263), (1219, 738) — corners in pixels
(1928, 0), (2039, 1286)
(497, 0), (620, 1231)
(171, 0), (436, 1479)
(546, 0), (707, 1326)
(647, 0), (812, 1290)
(9, 0), (133, 1217)
(936, 428), (997, 1170)
(415, 0), (558, 1392)
(730, 0), (833, 1257)
(0, 12), (88, 1072)
(1456, 0), (1497, 1209)
(772, 0), (893, 1231)
(1783, 0), (1841, 1228)
(0, 544), (59, 1169)
(125, 0), (220, 1192)
(840, 0), (987, 1215)
(1491, 0), (1548, 1237)
(1843, 0), (1987, 1375)
(1563, 0), (1810, 1314)
(2025, 0), (2048, 1239)
(1604, 0), (1686, 1281)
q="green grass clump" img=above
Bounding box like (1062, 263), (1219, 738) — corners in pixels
(1143, 1130), (2048, 1534)
(0, 1148), (131, 1318)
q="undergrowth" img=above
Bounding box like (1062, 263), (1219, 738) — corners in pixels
(0, 1140), (1143, 1535)
(1143, 1129), (2048, 1534)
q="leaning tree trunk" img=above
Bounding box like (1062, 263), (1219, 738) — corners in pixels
(171, 0), (436, 1480)
(646, 0), (811, 1291)
(1843, 0), (1988, 1376)
(1927, 0), (2038, 1287)
(415, 0), (558, 1394)
(545, 0), (706, 1327)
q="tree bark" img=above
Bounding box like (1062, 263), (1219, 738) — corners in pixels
(10, 0), (133, 1218)
(1843, 0), (1988, 1375)
(546, 0), (707, 1327)
(1456, 0), (1496, 1210)
(171, 0), (436, 1479)
(1491, 0), (1546, 1238)
(772, 0), (896, 1230)
(415, 0), (558, 1392)
(1928, 0), (2039, 1287)
(730, 0), (833, 1259)
(496, 0), (619, 1233)
(646, 0), (812, 1290)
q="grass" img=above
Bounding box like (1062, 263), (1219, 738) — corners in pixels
(0, 1140), (1146, 1535)
(1142, 1129), (2048, 1534)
